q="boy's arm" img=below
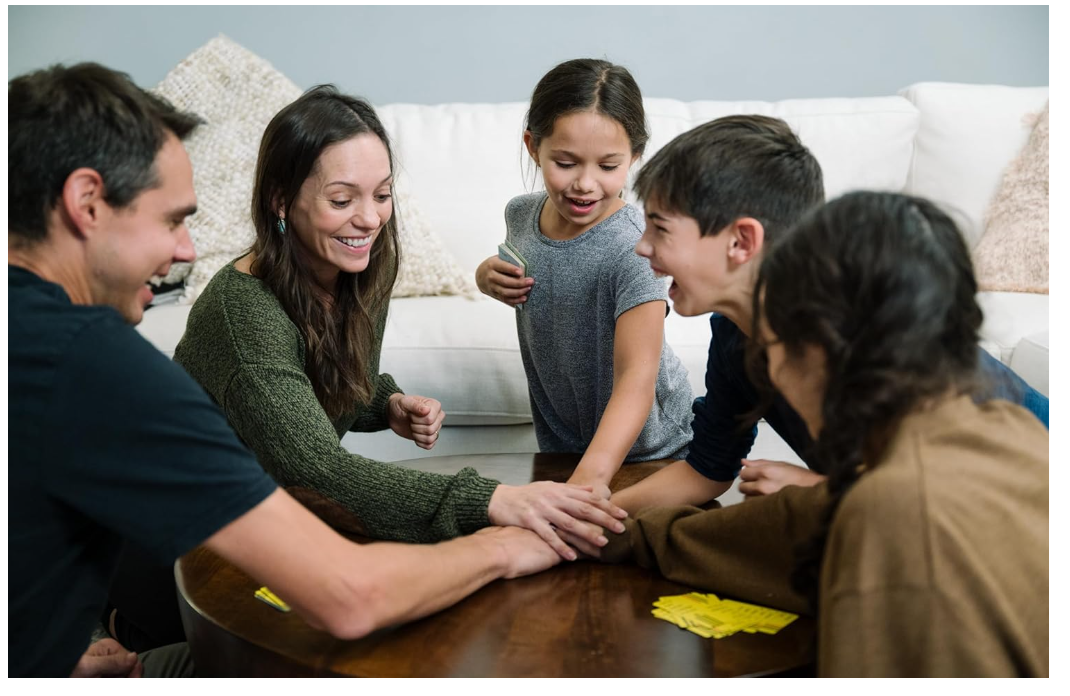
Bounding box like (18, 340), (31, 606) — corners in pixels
(567, 300), (666, 494)
(205, 489), (560, 640)
(611, 459), (731, 514)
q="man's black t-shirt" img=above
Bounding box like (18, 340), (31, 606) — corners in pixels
(8, 266), (278, 676)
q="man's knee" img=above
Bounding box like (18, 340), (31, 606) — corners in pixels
(139, 642), (195, 678)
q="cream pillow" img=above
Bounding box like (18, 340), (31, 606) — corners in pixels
(152, 35), (473, 301)
(972, 103), (1048, 294)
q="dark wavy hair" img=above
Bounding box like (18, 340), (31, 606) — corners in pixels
(525, 57), (648, 179)
(9, 62), (201, 243)
(750, 191), (985, 604)
(250, 85), (400, 418)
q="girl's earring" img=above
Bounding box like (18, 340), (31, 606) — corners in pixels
(277, 218), (287, 235)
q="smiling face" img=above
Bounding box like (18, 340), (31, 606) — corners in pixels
(90, 134), (197, 324)
(287, 133), (393, 290)
(634, 196), (734, 317)
(525, 110), (635, 239)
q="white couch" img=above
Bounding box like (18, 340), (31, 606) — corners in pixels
(137, 82), (1049, 489)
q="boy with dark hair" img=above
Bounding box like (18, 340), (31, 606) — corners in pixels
(611, 115), (1048, 512)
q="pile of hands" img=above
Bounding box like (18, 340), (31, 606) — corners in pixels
(385, 386), (826, 580)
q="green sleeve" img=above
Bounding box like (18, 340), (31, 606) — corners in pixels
(600, 483), (830, 616)
(222, 361), (498, 543)
(348, 371), (401, 433)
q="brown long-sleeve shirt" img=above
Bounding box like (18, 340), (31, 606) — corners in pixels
(603, 396), (1048, 676)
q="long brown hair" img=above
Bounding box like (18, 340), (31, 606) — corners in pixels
(750, 191), (985, 605)
(250, 85), (399, 418)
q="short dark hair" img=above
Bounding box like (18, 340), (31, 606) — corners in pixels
(634, 115), (824, 243)
(526, 58), (648, 157)
(8, 62), (202, 242)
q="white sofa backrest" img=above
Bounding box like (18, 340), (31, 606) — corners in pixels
(899, 82), (1049, 247)
(377, 95), (921, 275)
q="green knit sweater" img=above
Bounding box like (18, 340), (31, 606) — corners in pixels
(173, 262), (499, 543)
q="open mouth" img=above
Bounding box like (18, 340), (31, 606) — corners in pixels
(334, 236), (372, 253)
(566, 197), (598, 215)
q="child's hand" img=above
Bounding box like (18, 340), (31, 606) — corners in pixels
(566, 474), (612, 502)
(475, 255), (533, 307)
(738, 459), (826, 498)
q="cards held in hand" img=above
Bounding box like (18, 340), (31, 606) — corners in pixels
(498, 240), (528, 310)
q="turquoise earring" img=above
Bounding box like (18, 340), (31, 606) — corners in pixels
(277, 218), (287, 235)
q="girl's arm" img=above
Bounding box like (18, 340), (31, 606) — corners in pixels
(567, 300), (667, 494)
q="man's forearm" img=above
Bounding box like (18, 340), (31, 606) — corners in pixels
(206, 489), (511, 640)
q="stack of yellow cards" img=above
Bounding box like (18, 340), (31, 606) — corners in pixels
(254, 586), (291, 613)
(652, 592), (796, 639)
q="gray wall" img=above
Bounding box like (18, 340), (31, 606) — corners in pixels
(9, 5), (1048, 103)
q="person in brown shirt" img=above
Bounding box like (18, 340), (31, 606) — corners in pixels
(601, 191), (1048, 676)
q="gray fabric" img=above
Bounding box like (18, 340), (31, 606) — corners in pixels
(505, 192), (693, 461)
(139, 642), (196, 678)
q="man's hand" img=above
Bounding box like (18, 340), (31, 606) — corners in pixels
(738, 459), (826, 498)
(487, 482), (628, 561)
(69, 638), (142, 678)
(387, 394), (445, 450)
(474, 526), (562, 578)
(475, 256), (533, 307)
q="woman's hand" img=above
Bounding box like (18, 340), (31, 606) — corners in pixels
(487, 482), (628, 561)
(387, 394), (446, 450)
(475, 255), (533, 307)
(738, 459), (826, 498)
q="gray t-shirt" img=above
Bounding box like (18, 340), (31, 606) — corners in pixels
(505, 192), (693, 461)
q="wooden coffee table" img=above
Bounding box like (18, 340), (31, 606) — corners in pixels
(176, 453), (815, 677)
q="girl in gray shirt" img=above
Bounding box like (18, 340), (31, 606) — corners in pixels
(476, 59), (693, 498)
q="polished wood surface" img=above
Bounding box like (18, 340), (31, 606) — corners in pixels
(176, 453), (815, 677)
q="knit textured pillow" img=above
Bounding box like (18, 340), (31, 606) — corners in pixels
(152, 34), (473, 301)
(972, 103), (1049, 294)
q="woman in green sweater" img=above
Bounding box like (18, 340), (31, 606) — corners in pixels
(104, 85), (625, 653)
(173, 85), (625, 554)
(601, 192), (1047, 676)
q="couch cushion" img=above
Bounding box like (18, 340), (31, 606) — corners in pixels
(972, 102), (1048, 294)
(377, 96), (919, 276)
(136, 304), (193, 359)
(899, 82), (1049, 247)
(976, 291), (1049, 365)
(379, 295), (716, 426)
(1009, 331), (1049, 397)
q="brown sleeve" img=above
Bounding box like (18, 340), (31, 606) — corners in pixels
(601, 483), (830, 616)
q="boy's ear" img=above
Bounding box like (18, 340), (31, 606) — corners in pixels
(727, 217), (766, 265)
(60, 167), (108, 240)
(523, 130), (540, 166)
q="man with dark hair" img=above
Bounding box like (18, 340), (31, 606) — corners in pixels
(8, 62), (567, 677)
(611, 115), (1048, 512)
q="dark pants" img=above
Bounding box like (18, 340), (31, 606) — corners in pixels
(105, 542), (185, 653)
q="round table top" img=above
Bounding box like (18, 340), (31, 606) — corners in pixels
(176, 453), (815, 677)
